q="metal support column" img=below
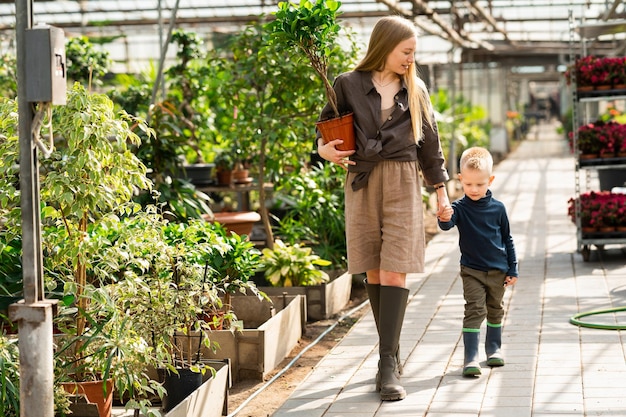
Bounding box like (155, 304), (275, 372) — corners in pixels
(9, 1), (57, 416)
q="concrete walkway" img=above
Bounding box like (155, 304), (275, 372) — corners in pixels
(272, 122), (626, 417)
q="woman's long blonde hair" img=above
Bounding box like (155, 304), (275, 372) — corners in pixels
(354, 15), (433, 143)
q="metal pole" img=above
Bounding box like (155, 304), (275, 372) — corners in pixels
(9, 1), (57, 416)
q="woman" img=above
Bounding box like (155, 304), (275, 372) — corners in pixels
(316, 15), (450, 401)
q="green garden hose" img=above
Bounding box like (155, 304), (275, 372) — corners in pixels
(569, 306), (626, 330)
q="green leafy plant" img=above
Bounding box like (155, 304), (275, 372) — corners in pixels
(261, 239), (331, 287)
(0, 335), (19, 417)
(65, 36), (111, 88)
(0, 52), (17, 99)
(274, 162), (347, 268)
(266, 0), (344, 118)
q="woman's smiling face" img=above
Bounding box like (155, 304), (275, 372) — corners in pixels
(385, 36), (416, 75)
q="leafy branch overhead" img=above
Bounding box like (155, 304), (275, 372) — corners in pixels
(266, 0), (343, 118)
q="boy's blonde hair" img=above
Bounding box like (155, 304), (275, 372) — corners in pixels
(460, 147), (493, 174)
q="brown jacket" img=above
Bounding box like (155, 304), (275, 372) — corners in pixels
(318, 70), (449, 190)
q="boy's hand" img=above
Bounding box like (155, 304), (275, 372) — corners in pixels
(437, 205), (453, 222)
(504, 276), (518, 287)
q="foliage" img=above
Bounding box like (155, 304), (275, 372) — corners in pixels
(0, 52), (16, 99)
(0, 85), (168, 415)
(163, 219), (265, 301)
(87, 210), (221, 374)
(0, 335), (19, 417)
(266, 0), (344, 118)
(261, 239), (331, 287)
(65, 36), (111, 88)
(214, 150), (235, 171)
(273, 162), (347, 268)
(430, 88), (490, 164)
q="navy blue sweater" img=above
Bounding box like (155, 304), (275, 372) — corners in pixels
(438, 190), (518, 277)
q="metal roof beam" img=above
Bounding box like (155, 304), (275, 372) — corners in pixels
(466, 0), (514, 44)
(602, 0), (623, 21)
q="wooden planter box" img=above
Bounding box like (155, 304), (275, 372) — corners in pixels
(258, 271), (352, 321)
(199, 294), (306, 382)
(164, 360), (230, 417)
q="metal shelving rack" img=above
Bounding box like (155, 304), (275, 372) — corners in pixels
(569, 13), (626, 261)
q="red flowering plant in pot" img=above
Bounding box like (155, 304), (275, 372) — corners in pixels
(590, 57), (612, 88)
(570, 121), (604, 157)
(596, 121), (620, 158)
(566, 55), (598, 88)
(604, 56), (626, 88)
(568, 192), (600, 229)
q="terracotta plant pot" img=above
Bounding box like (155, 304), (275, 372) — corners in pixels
(232, 168), (252, 185)
(200, 310), (225, 330)
(203, 211), (261, 237)
(316, 113), (356, 151)
(216, 168), (233, 186)
(61, 379), (113, 417)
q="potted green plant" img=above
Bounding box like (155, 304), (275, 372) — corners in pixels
(95, 211), (225, 413)
(257, 238), (352, 321)
(260, 239), (331, 287)
(266, 0), (356, 150)
(213, 150), (235, 186)
(32, 84), (170, 417)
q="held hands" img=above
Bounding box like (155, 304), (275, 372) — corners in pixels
(437, 205), (453, 222)
(317, 138), (356, 170)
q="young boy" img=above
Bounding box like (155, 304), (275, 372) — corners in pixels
(437, 147), (518, 377)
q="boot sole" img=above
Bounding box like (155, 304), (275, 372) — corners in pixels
(463, 366), (482, 377)
(487, 357), (505, 367)
(380, 390), (406, 401)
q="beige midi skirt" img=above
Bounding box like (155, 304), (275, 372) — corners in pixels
(345, 160), (425, 274)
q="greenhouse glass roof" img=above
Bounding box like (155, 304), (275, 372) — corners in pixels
(0, 1), (624, 67)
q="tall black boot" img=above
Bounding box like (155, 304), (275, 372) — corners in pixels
(364, 280), (381, 333)
(485, 323), (505, 367)
(377, 286), (409, 401)
(463, 330), (481, 377)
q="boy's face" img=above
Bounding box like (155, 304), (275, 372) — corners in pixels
(458, 168), (494, 201)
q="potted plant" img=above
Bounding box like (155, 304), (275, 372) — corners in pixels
(571, 121), (603, 158)
(260, 239), (331, 287)
(256, 238), (351, 321)
(31, 84), (175, 417)
(98, 212), (226, 413)
(266, 0), (356, 151)
(268, 163), (354, 320)
(213, 150), (235, 186)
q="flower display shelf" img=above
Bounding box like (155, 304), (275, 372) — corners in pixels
(569, 17), (626, 261)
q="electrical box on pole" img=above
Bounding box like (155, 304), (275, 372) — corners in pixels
(24, 25), (66, 105)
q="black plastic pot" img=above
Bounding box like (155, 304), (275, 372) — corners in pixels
(160, 367), (203, 412)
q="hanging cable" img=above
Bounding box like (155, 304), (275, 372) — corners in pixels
(226, 298), (371, 417)
(31, 101), (54, 158)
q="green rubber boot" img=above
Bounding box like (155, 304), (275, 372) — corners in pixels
(376, 285), (409, 401)
(485, 323), (505, 367)
(463, 330), (481, 377)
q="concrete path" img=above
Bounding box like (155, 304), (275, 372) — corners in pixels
(272, 122), (626, 417)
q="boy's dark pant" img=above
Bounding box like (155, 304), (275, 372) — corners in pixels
(461, 265), (506, 329)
